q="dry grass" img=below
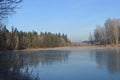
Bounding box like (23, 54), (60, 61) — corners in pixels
(19, 44), (120, 51)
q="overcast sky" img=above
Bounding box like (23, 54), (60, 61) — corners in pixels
(8, 0), (120, 42)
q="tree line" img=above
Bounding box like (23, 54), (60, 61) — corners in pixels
(90, 18), (120, 45)
(0, 25), (71, 50)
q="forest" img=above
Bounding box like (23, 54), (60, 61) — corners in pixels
(0, 25), (71, 50)
(90, 18), (120, 45)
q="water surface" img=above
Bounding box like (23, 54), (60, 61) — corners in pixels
(0, 47), (120, 80)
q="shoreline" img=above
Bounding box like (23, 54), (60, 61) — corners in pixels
(16, 44), (120, 51)
(1, 44), (120, 52)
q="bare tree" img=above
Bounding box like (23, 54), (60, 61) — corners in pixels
(105, 19), (113, 44)
(105, 18), (120, 44)
(89, 32), (93, 45)
(0, 0), (22, 20)
(94, 25), (105, 45)
(93, 18), (120, 45)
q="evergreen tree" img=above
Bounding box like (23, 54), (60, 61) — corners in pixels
(0, 26), (71, 50)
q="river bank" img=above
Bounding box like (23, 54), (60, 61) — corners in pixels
(1, 44), (120, 52)
(18, 44), (120, 51)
